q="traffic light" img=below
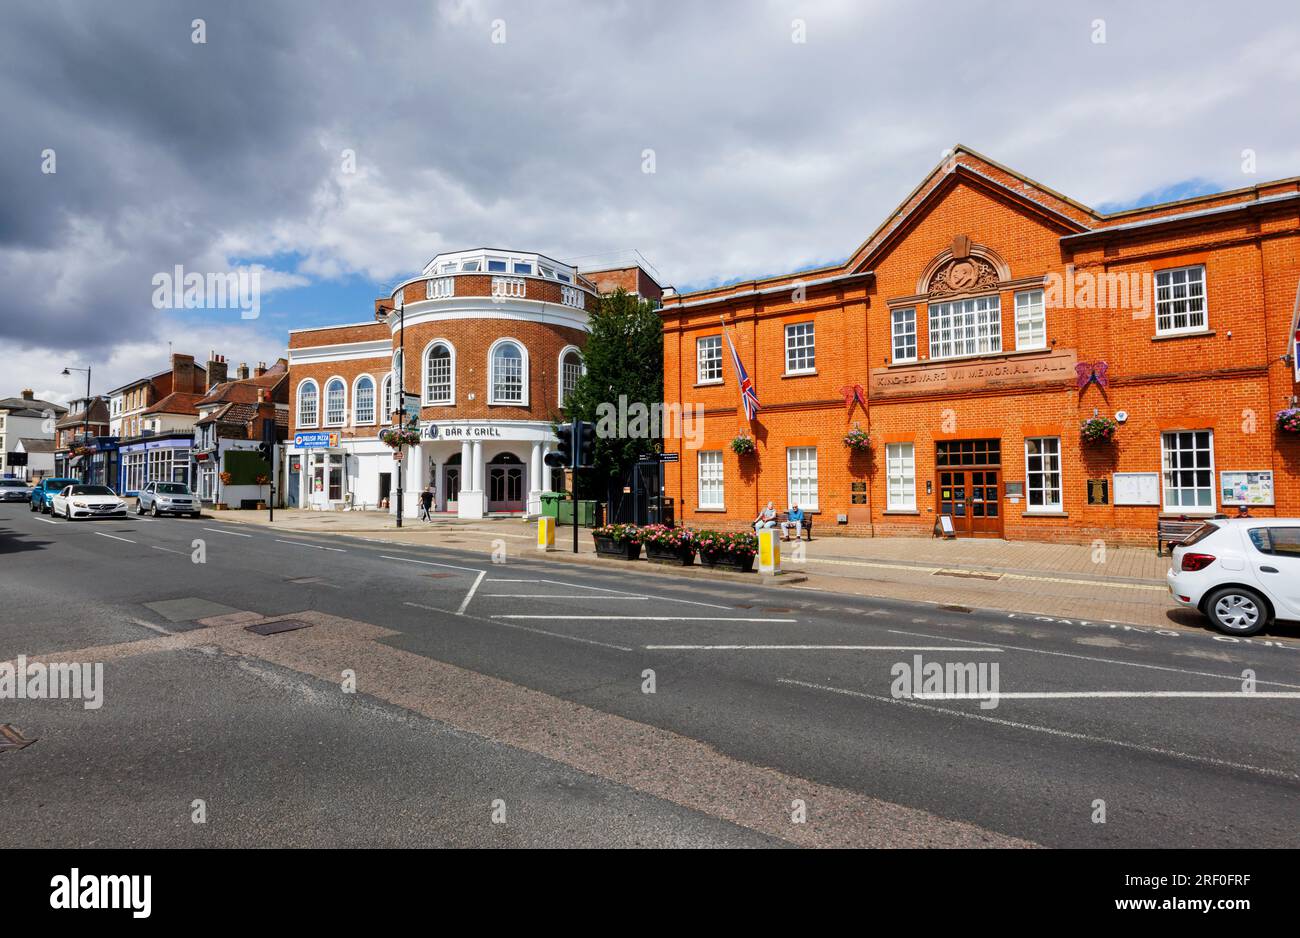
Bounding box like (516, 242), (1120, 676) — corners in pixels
(257, 441), (272, 462)
(546, 422), (574, 468)
(576, 421), (595, 468)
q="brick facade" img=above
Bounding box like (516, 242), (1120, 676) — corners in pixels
(661, 146), (1300, 545)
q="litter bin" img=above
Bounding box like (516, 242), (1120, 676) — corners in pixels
(556, 498), (596, 526)
(540, 491), (561, 518)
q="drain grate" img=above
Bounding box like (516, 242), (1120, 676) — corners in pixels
(940, 604), (974, 614)
(245, 619), (315, 636)
(933, 569), (1003, 581)
(0, 724), (36, 752)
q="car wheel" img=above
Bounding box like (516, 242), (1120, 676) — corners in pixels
(1205, 586), (1268, 636)
(151, 503), (160, 517)
(136, 501), (143, 515)
(29, 500), (36, 512)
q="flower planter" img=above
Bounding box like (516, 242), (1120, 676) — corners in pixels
(699, 550), (756, 573)
(594, 535), (641, 560)
(645, 542), (697, 566)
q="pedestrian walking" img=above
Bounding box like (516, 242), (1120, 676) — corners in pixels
(419, 485), (434, 522)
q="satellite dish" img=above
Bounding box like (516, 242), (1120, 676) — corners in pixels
(1115, 410), (1129, 423)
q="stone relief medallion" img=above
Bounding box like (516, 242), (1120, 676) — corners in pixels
(929, 257), (999, 297)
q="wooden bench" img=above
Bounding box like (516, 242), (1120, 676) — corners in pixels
(779, 511), (813, 541)
(1157, 518), (1207, 555)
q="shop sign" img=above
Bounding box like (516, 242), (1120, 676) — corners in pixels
(294, 431), (338, 449)
(423, 423), (504, 440)
(870, 349), (1078, 399)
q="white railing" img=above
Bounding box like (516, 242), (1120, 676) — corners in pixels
(491, 276), (526, 298)
(561, 285), (584, 308)
(426, 277), (454, 299)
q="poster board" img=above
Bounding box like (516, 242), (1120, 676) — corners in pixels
(935, 515), (955, 538)
(1113, 472), (1159, 506)
(1220, 470), (1274, 506)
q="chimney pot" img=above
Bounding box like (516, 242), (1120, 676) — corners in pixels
(21, 388), (34, 400)
(237, 362), (249, 380)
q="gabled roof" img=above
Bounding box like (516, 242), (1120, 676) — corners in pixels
(195, 360), (289, 409)
(17, 437), (56, 454)
(55, 398), (110, 429)
(0, 396), (66, 415)
(141, 392), (205, 417)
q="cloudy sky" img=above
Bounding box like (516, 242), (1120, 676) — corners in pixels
(2, 0), (1298, 403)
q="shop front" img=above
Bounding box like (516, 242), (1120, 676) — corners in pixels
(410, 419), (557, 519)
(117, 434), (193, 496)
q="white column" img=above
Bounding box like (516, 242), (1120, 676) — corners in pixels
(527, 440), (543, 516)
(459, 439), (485, 519)
(404, 444), (423, 517)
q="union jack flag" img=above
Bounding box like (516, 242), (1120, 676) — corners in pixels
(724, 325), (760, 421)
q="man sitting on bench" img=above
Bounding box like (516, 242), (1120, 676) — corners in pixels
(781, 504), (806, 541)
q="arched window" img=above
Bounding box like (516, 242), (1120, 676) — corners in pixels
(297, 380), (318, 427)
(381, 373), (393, 424)
(559, 347), (583, 407)
(489, 339), (527, 405)
(424, 341), (454, 404)
(354, 375), (375, 425)
(324, 377), (346, 426)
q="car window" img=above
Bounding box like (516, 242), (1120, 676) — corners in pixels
(157, 483), (189, 494)
(1178, 521), (1220, 547)
(1265, 527), (1300, 557)
(70, 485), (115, 496)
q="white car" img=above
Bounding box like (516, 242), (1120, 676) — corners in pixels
(1167, 518), (1300, 635)
(50, 484), (128, 520)
(0, 479), (32, 502)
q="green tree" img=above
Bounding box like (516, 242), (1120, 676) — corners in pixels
(561, 289), (663, 498)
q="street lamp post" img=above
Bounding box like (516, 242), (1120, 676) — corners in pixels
(378, 302), (406, 528)
(62, 365), (92, 484)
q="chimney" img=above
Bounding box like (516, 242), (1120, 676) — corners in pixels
(256, 388), (267, 403)
(206, 351), (228, 392)
(237, 362), (250, 380)
(254, 361), (266, 377)
(20, 388), (33, 400)
(171, 353), (197, 393)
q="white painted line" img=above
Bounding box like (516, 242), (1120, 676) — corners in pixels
(800, 555), (1167, 591)
(95, 532), (135, 544)
(887, 629), (1300, 690)
(485, 594), (649, 600)
(275, 539), (345, 552)
(492, 615), (798, 622)
(381, 554), (481, 573)
(486, 578), (544, 582)
(914, 690), (1300, 700)
(203, 527), (252, 537)
(151, 545), (184, 555)
(536, 579), (734, 610)
(456, 570), (487, 616)
(777, 678), (1300, 782)
(403, 602), (631, 651)
(646, 645), (1004, 651)
(35, 517), (59, 524)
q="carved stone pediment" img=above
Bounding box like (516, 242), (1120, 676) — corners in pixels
(928, 257), (1000, 297)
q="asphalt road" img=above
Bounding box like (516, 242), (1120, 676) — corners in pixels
(2, 503), (1297, 848)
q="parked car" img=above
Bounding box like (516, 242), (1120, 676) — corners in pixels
(1167, 518), (1300, 636)
(136, 481), (202, 518)
(29, 477), (80, 513)
(51, 484), (128, 520)
(0, 479), (32, 502)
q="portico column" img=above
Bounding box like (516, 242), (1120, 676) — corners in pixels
(472, 441), (485, 493)
(405, 443), (423, 517)
(527, 440), (543, 516)
(459, 439), (484, 519)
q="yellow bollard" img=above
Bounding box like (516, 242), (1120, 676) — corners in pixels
(757, 528), (781, 575)
(537, 515), (556, 551)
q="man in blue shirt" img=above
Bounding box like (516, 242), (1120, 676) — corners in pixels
(781, 504), (804, 541)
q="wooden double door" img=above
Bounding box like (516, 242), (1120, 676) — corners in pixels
(936, 440), (1003, 538)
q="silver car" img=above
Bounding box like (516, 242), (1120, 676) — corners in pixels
(0, 479), (32, 502)
(136, 481), (202, 518)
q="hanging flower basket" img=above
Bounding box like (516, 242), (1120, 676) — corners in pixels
(1080, 416), (1118, 443)
(639, 524), (697, 565)
(730, 435), (756, 456)
(843, 427), (871, 454)
(592, 523), (642, 560)
(379, 427), (421, 449)
(219, 471), (233, 485)
(1277, 408), (1300, 435)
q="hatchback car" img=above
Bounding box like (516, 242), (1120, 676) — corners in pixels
(0, 479), (32, 502)
(136, 481), (202, 518)
(30, 477), (80, 513)
(50, 484), (128, 520)
(1167, 518), (1300, 635)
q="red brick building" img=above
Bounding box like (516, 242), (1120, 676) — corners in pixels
(288, 249), (659, 518)
(660, 146), (1300, 544)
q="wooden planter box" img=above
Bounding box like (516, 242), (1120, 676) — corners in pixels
(644, 542), (697, 566)
(593, 535), (641, 560)
(699, 551), (756, 573)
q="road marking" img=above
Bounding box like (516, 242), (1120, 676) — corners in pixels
(275, 539), (345, 552)
(151, 545), (184, 555)
(456, 570), (487, 616)
(777, 678), (1300, 782)
(203, 527), (252, 537)
(492, 615), (798, 622)
(798, 555), (1167, 591)
(536, 579), (734, 610)
(914, 690), (1300, 700)
(888, 629), (1300, 690)
(34, 517), (58, 525)
(95, 532), (135, 544)
(404, 601), (632, 651)
(485, 593), (649, 600)
(381, 554), (480, 573)
(646, 645), (1004, 651)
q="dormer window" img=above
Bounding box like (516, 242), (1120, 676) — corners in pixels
(460, 259), (480, 272)
(513, 261), (533, 275)
(487, 258), (509, 272)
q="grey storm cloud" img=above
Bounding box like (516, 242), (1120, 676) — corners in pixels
(1, 0), (1298, 388)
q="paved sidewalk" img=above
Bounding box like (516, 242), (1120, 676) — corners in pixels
(207, 508), (1196, 632)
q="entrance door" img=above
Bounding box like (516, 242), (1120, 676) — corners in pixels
(489, 466), (525, 512)
(935, 439), (1003, 538)
(444, 467), (460, 510)
(378, 472), (391, 506)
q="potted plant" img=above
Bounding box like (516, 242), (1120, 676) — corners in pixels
(255, 473), (270, 510)
(1277, 408), (1300, 435)
(1080, 416), (1118, 443)
(379, 427), (422, 449)
(843, 426), (871, 454)
(639, 524), (697, 566)
(592, 523), (642, 560)
(730, 435), (756, 456)
(696, 529), (758, 573)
